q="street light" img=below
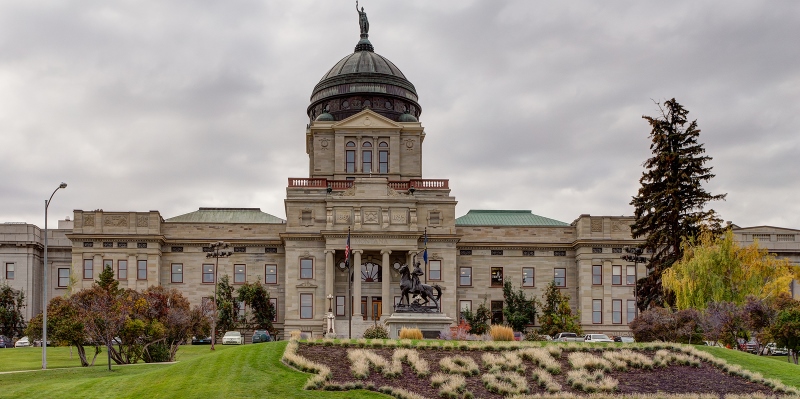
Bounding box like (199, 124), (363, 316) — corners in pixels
(206, 241), (231, 350)
(43, 182), (67, 370)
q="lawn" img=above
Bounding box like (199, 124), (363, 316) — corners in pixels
(0, 343), (385, 399)
(693, 345), (800, 388)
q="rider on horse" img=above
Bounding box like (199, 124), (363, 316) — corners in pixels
(410, 261), (424, 296)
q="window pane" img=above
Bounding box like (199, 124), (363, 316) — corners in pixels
(612, 300), (622, 324)
(58, 268), (70, 287)
(336, 296), (345, 316)
(626, 265), (636, 285)
(362, 150), (372, 173)
(138, 260), (147, 280)
(592, 299), (602, 323)
(234, 264), (246, 283)
(118, 260), (127, 280)
(203, 264), (214, 283)
(612, 265), (622, 285)
(172, 264), (183, 283)
(83, 259), (93, 279)
(5, 263), (14, 279)
(491, 301), (503, 324)
(300, 259), (313, 279)
(522, 267), (534, 287)
(266, 265), (277, 284)
(460, 267), (472, 286)
(627, 300), (637, 323)
(429, 260), (441, 280)
(459, 300), (471, 322)
(300, 294), (312, 319)
(346, 150), (355, 173)
(491, 267), (503, 287)
(554, 268), (566, 287)
(270, 298), (278, 322)
(592, 265), (602, 285)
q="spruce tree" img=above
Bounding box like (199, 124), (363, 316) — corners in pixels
(631, 98), (726, 310)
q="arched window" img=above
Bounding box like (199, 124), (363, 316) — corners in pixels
(345, 141), (356, 173)
(362, 142), (372, 147)
(361, 262), (382, 282)
(378, 142), (389, 173)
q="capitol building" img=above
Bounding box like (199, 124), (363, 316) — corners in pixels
(3, 15), (799, 339)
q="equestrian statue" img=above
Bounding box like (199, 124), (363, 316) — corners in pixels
(396, 260), (442, 313)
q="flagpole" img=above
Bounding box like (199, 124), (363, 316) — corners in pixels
(346, 227), (352, 340)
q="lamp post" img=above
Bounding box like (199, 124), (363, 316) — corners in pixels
(43, 182), (67, 370)
(327, 294), (334, 335)
(622, 246), (647, 317)
(206, 241), (231, 350)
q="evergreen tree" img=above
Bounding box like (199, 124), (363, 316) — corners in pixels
(215, 275), (238, 333)
(630, 98), (726, 310)
(237, 282), (276, 333)
(537, 281), (582, 336)
(501, 281), (539, 332)
(0, 283), (26, 337)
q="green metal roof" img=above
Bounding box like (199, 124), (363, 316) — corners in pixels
(166, 208), (285, 224)
(455, 210), (568, 227)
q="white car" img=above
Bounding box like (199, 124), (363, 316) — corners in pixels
(14, 336), (31, 348)
(583, 334), (614, 343)
(222, 331), (244, 345)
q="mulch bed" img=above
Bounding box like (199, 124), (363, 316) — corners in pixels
(297, 344), (778, 398)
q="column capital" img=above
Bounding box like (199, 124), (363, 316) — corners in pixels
(352, 249), (364, 255)
(324, 249), (336, 255)
(380, 249), (392, 255)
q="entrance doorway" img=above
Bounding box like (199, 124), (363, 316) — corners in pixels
(372, 297), (382, 321)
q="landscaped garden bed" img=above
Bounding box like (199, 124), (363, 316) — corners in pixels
(283, 339), (800, 399)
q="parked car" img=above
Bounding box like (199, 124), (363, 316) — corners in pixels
(222, 331), (244, 345)
(192, 336), (212, 345)
(553, 332), (584, 342)
(14, 336), (31, 348)
(0, 335), (13, 348)
(252, 330), (272, 343)
(584, 334), (614, 343)
(613, 336), (635, 343)
(32, 339), (52, 347)
(765, 342), (788, 356)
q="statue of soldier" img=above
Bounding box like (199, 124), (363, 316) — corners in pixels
(410, 261), (424, 296)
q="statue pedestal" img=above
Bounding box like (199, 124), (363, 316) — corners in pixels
(384, 312), (454, 339)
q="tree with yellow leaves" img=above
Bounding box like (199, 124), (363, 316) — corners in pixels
(663, 229), (799, 310)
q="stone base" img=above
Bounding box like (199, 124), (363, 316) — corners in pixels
(384, 312), (455, 339)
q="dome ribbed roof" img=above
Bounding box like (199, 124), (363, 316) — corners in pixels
(320, 50), (409, 81)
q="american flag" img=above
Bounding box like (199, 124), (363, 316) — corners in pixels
(344, 227), (351, 267)
(423, 228), (428, 265)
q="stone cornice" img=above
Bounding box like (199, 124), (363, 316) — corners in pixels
(66, 234), (166, 243)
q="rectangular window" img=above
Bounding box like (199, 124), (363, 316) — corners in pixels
(592, 265), (602, 285)
(103, 242), (113, 248)
(300, 258), (313, 279)
(491, 250), (504, 256)
(522, 267), (534, 287)
(362, 150), (372, 173)
(118, 260), (127, 280)
(117, 242), (127, 248)
(171, 264), (183, 283)
(428, 260), (441, 281)
(361, 296), (367, 320)
(491, 301), (503, 325)
(300, 293), (313, 319)
(270, 298), (278, 322)
(626, 265), (636, 285)
(103, 259), (113, 272)
(592, 247), (603, 254)
(58, 268), (70, 287)
(4, 263), (14, 280)
(237, 301), (246, 321)
(234, 264), (246, 284)
(265, 264), (278, 284)
(554, 268), (566, 287)
(612, 299), (622, 324)
(459, 250), (472, 256)
(335, 295), (345, 316)
(379, 150), (388, 173)
(346, 150), (355, 173)
(612, 265), (622, 285)
(202, 264), (214, 283)
(627, 300), (637, 323)
(593, 299), (602, 324)
(459, 267), (472, 286)
(554, 250), (566, 256)
(459, 300), (471, 323)
(83, 259), (93, 280)
(137, 260), (147, 280)
(491, 267), (503, 287)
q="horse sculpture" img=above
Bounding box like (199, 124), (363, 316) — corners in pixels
(397, 263), (442, 311)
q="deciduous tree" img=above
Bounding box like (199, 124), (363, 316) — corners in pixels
(537, 281), (581, 336)
(0, 283), (26, 337)
(215, 275), (238, 334)
(461, 300), (491, 335)
(237, 282), (276, 334)
(630, 98), (726, 310)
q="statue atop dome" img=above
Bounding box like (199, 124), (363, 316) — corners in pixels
(356, 1), (369, 35)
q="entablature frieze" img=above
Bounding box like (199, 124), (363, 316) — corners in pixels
(66, 234), (166, 244)
(456, 245), (572, 252)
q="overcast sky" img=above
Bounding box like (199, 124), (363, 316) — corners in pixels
(2, 1), (799, 229)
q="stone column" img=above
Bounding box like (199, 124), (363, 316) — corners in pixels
(352, 250), (362, 317)
(325, 250), (335, 304)
(381, 249), (392, 317)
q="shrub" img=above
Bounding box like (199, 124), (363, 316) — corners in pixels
(363, 324), (390, 339)
(489, 325), (514, 341)
(462, 300), (492, 335)
(399, 327), (423, 340)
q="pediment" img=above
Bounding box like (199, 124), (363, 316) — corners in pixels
(734, 225), (800, 234)
(332, 109), (402, 129)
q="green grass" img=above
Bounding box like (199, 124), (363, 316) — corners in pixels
(693, 345), (800, 387)
(0, 342), (385, 399)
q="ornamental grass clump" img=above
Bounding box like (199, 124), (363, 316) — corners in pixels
(483, 351), (525, 373)
(399, 328), (423, 340)
(653, 349), (700, 368)
(518, 347), (561, 374)
(439, 355), (480, 376)
(566, 369), (618, 392)
(431, 373), (469, 398)
(489, 325), (515, 341)
(568, 352), (612, 372)
(348, 348), (400, 378)
(482, 371), (530, 395)
(281, 339), (332, 389)
(531, 368), (562, 393)
(602, 349), (654, 370)
(394, 348), (430, 377)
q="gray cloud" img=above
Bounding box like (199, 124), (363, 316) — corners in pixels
(1, 1), (798, 229)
